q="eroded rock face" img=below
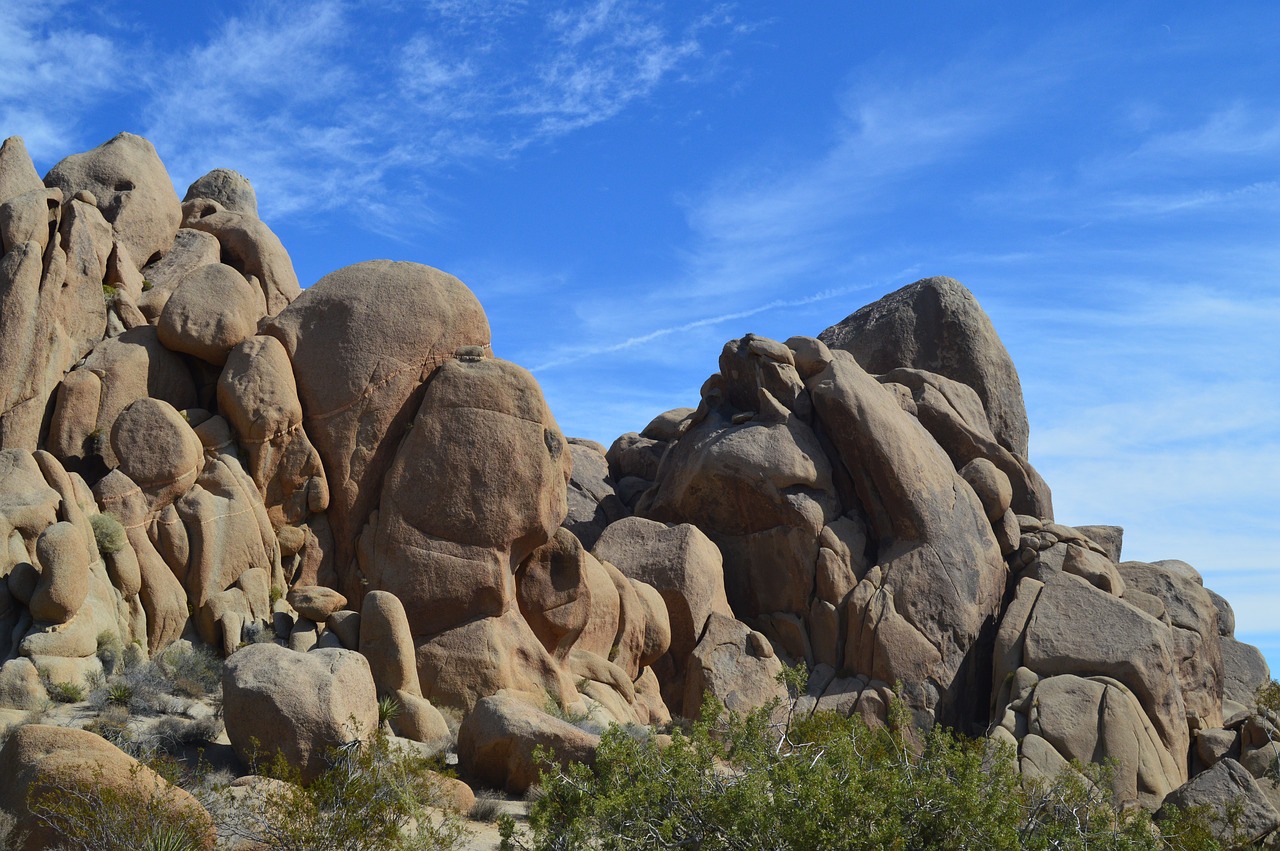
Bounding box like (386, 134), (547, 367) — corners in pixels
(43, 132), (182, 270)
(261, 260), (492, 590)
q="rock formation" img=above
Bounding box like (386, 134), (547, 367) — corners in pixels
(0, 132), (1273, 837)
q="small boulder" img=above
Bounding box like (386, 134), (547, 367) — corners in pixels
(457, 690), (599, 794)
(184, 168), (258, 217)
(1157, 758), (1280, 844)
(287, 586), (348, 622)
(222, 644), (378, 783)
(157, 263), (265, 365)
(0, 725), (214, 850)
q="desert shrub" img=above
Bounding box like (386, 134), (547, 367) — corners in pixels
(83, 704), (141, 757)
(149, 715), (224, 756)
(157, 644), (223, 700)
(27, 761), (211, 851)
(46, 680), (86, 704)
(502, 682), (1223, 851)
(89, 513), (127, 557)
(213, 724), (470, 850)
(470, 789), (506, 823)
(0, 809), (27, 850)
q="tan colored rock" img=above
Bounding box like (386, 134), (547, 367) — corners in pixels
(93, 469), (190, 652)
(1118, 559), (1224, 730)
(223, 644), (378, 783)
(818, 276), (1031, 456)
(518, 528), (592, 660)
(875, 367), (1052, 518)
(137, 228), (221, 318)
(29, 520), (90, 623)
(0, 658), (46, 709)
(0, 203), (108, 451)
(457, 690), (599, 794)
(44, 132), (182, 269)
(1158, 758), (1280, 844)
(171, 453), (280, 651)
(389, 689), (451, 747)
(182, 199), (299, 315)
(1075, 524), (1123, 562)
(48, 325), (197, 470)
(218, 335), (328, 527)
(287, 585), (347, 622)
(0, 137), (44, 206)
(592, 517), (732, 672)
(358, 590), (422, 697)
(640, 407), (695, 441)
(417, 609), (578, 714)
(110, 398), (204, 510)
(682, 612), (786, 717)
(359, 356), (570, 637)
(959, 456), (1012, 522)
(1028, 674), (1181, 807)
(562, 440), (625, 549)
(184, 168), (258, 216)
(1021, 569), (1188, 784)
(1222, 636), (1270, 708)
(0, 187), (61, 255)
(326, 609), (360, 648)
(0, 725), (214, 851)
(157, 263), (265, 365)
(808, 351), (1006, 721)
(263, 260), (492, 589)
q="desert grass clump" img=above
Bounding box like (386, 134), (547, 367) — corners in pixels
(157, 643), (223, 700)
(90, 512), (128, 557)
(148, 715), (224, 757)
(470, 789), (506, 823)
(45, 679), (86, 704)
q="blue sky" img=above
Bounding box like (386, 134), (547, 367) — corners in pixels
(4, 1), (1278, 670)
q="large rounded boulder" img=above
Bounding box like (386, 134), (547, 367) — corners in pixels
(222, 644), (378, 783)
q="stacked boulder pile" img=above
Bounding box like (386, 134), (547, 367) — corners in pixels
(0, 133), (1275, 842)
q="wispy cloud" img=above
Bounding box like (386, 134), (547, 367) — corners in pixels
(0, 2), (124, 162)
(135, 0), (740, 224)
(531, 285), (866, 371)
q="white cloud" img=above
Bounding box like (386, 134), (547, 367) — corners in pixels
(0, 2), (124, 163)
(136, 0), (735, 224)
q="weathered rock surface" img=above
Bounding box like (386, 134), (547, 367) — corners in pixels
(222, 643), (378, 783)
(1158, 758), (1280, 844)
(457, 690), (600, 794)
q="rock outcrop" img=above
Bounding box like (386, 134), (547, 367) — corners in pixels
(0, 133), (1271, 821)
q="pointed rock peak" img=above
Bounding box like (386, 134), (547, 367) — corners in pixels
(818, 275), (1030, 457)
(0, 136), (44, 207)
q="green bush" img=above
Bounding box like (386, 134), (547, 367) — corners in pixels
(90, 513), (128, 557)
(214, 724), (469, 850)
(46, 680), (86, 704)
(502, 686), (1223, 851)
